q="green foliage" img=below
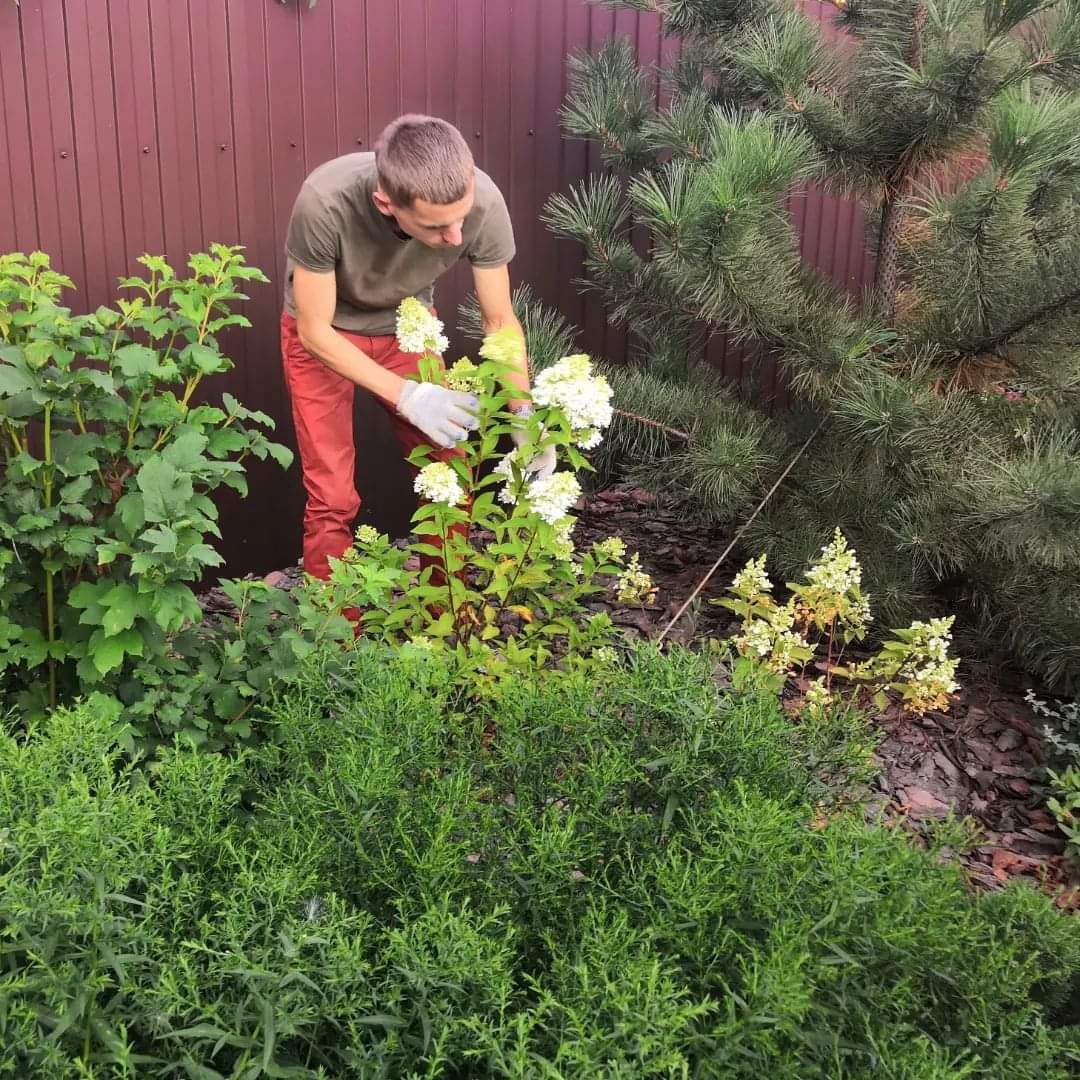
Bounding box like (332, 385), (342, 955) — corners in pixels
(300, 307), (637, 693)
(2, 646), (1079, 1077)
(545, 0), (1080, 689)
(0, 249), (293, 747)
(1048, 763), (1080, 862)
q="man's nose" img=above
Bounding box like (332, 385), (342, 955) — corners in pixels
(444, 225), (463, 246)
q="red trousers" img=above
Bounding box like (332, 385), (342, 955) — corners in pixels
(281, 313), (464, 581)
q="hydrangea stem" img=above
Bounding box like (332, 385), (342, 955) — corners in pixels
(438, 517), (459, 635)
(42, 402), (57, 709)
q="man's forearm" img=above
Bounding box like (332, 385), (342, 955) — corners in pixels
(297, 319), (404, 406)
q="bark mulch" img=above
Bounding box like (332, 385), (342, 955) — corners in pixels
(201, 484), (1079, 908)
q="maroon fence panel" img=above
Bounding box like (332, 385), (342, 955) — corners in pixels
(0, 0), (881, 575)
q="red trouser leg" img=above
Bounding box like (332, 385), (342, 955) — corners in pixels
(281, 313), (360, 581)
(280, 313), (468, 588)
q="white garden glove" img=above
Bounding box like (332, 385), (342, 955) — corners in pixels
(396, 381), (479, 449)
(510, 404), (558, 480)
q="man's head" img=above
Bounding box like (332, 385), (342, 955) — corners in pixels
(373, 115), (476, 248)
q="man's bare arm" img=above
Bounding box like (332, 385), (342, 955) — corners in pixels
(293, 265), (405, 406)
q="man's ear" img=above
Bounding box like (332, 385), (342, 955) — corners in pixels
(372, 188), (394, 217)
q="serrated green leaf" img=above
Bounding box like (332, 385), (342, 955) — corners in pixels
(0, 361), (34, 396)
(140, 524), (178, 553)
(162, 429), (209, 470)
(116, 492), (146, 536)
(90, 627), (144, 675)
(153, 583), (201, 631)
(114, 343), (159, 380)
(266, 441), (294, 469)
(137, 457), (193, 522)
(100, 582), (139, 635)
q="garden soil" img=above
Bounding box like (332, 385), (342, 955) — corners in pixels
(201, 485), (1079, 909)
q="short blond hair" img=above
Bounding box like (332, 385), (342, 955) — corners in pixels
(374, 115), (475, 207)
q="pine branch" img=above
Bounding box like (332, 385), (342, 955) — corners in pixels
(969, 282), (1080, 355)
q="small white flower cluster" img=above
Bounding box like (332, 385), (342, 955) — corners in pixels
(408, 635), (434, 650)
(552, 517), (576, 562)
(355, 524), (380, 545)
(806, 529), (862, 595)
(526, 472), (581, 525)
(595, 536), (627, 562)
(616, 553), (657, 605)
(897, 616), (960, 712)
(592, 646), (618, 664)
(395, 297), (449, 356)
(531, 354), (613, 450)
(493, 453), (519, 505)
(731, 554), (772, 600)
(446, 357), (485, 395)
(802, 677), (833, 714)
(734, 602), (810, 674)
(794, 529), (872, 635)
(414, 461), (465, 507)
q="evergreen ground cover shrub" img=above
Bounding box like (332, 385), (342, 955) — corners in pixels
(4, 645), (1078, 1078)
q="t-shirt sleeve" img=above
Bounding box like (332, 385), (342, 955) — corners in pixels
(285, 184), (340, 272)
(467, 184), (516, 269)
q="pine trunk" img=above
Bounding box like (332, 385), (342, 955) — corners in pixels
(874, 4), (928, 323)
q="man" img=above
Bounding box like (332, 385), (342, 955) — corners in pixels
(281, 114), (555, 580)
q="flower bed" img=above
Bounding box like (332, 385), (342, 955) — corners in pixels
(4, 644), (1079, 1077)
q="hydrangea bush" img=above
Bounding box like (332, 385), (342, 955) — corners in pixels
(716, 529), (961, 716)
(300, 301), (653, 686)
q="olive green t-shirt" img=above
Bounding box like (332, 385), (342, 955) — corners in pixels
(282, 153), (515, 335)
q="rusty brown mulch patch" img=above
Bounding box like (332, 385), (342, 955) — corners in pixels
(203, 484), (1079, 908)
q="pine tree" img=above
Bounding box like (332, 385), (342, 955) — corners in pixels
(540, 0), (1080, 687)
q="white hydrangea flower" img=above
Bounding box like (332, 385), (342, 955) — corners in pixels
(595, 536), (627, 562)
(493, 453), (519, 505)
(552, 517), (576, 561)
(531, 354), (613, 447)
(737, 619), (774, 658)
(355, 524), (380, 545)
(414, 461), (465, 506)
(735, 601), (810, 673)
(806, 529), (862, 594)
(409, 635), (434, 650)
(526, 472), (581, 525)
(592, 646), (617, 664)
(896, 616), (960, 712)
(803, 678), (832, 712)
(616, 553), (657, 605)
(446, 357), (485, 394)
(732, 554), (772, 599)
(395, 297), (449, 356)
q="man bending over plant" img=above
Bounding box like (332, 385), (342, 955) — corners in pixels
(281, 114), (555, 579)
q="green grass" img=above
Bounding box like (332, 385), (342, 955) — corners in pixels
(2, 645), (1078, 1078)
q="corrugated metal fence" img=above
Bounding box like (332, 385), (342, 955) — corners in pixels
(0, 0), (871, 574)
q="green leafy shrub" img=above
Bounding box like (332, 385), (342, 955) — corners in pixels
(716, 529), (962, 717)
(0, 249), (293, 746)
(300, 306), (649, 691)
(3, 645), (1078, 1077)
(1049, 765), (1080, 864)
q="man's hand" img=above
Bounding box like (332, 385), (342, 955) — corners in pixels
(510, 405), (558, 480)
(396, 381), (480, 449)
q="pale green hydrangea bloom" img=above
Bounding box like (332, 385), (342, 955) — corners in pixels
(414, 461), (465, 507)
(396, 297), (449, 356)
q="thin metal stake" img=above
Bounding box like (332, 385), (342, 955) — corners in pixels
(656, 418), (826, 644)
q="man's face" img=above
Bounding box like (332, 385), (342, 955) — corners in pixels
(373, 183), (475, 249)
